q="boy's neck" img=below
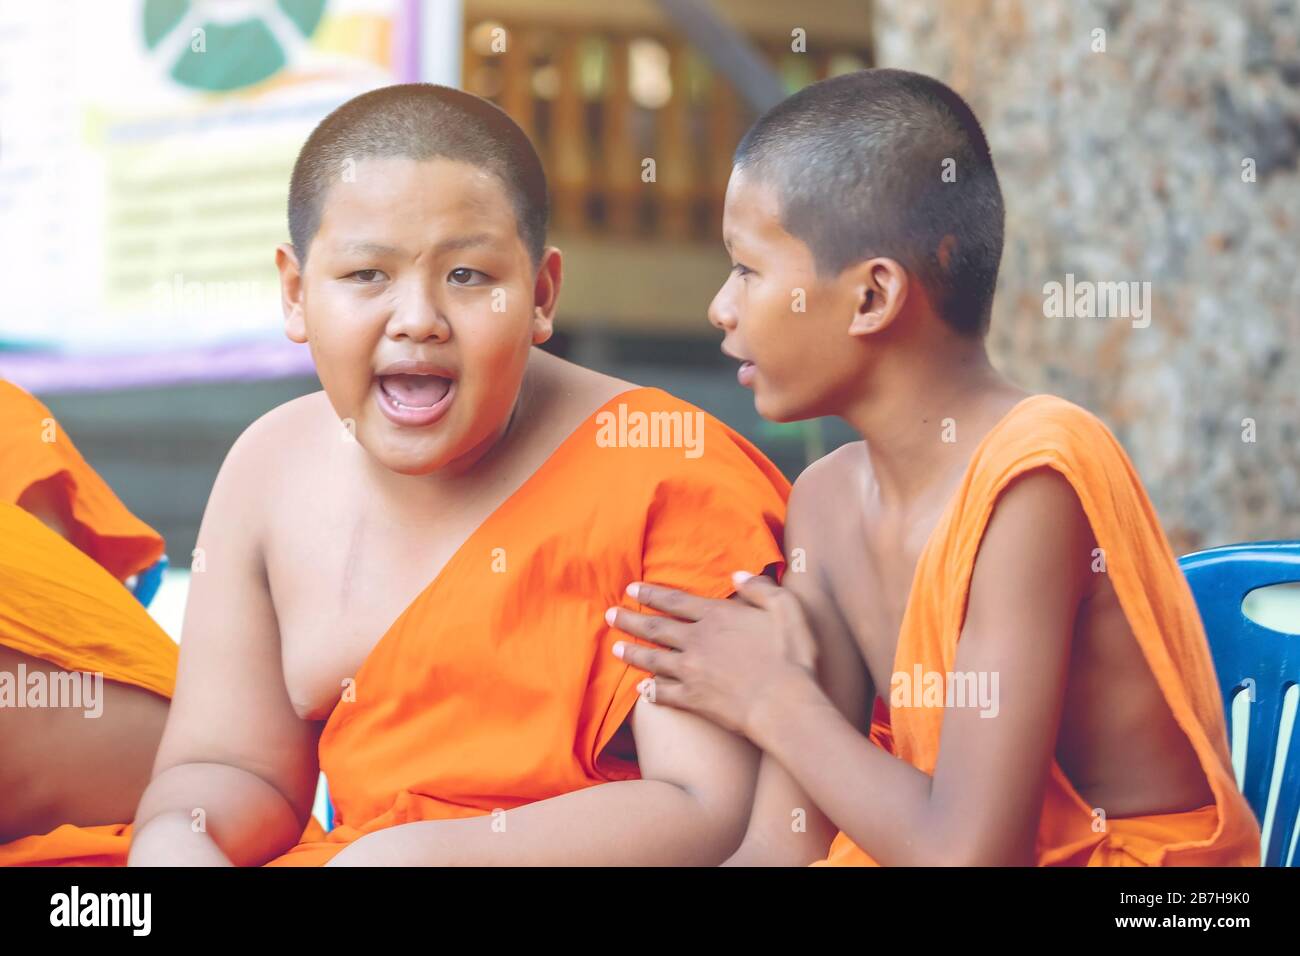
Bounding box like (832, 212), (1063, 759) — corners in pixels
(839, 334), (1023, 508)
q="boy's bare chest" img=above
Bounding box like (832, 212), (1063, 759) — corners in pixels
(266, 500), (488, 721)
(820, 501), (949, 695)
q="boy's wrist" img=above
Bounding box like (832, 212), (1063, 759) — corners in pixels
(746, 668), (830, 753)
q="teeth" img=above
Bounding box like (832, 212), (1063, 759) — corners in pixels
(378, 373), (451, 410)
(384, 390), (428, 410)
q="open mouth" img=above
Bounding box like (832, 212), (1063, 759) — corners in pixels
(374, 370), (456, 427)
(379, 373), (451, 409)
(722, 344), (756, 388)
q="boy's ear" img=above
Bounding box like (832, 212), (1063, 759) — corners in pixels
(846, 257), (908, 337)
(276, 243), (308, 344)
(530, 246), (563, 345)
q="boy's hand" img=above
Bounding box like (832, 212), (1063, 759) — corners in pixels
(607, 572), (823, 738)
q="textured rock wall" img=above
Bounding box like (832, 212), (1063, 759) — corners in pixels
(872, 0), (1299, 549)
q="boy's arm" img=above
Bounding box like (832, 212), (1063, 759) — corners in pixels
(747, 469), (1090, 865)
(327, 697), (758, 866)
(723, 613), (870, 866)
(129, 418), (321, 866)
(725, 467), (874, 866)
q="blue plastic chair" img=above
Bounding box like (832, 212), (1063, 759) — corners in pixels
(321, 782), (335, 833)
(1179, 541), (1300, 867)
(129, 553), (168, 608)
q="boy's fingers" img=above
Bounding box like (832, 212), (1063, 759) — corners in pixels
(639, 677), (688, 711)
(731, 570), (783, 608)
(613, 641), (680, 679)
(626, 581), (713, 622)
(607, 607), (687, 649)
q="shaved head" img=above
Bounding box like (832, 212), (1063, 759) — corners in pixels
(288, 83), (548, 268)
(734, 69), (1004, 336)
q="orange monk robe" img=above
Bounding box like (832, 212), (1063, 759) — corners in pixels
(0, 380), (163, 582)
(812, 395), (1261, 867)
(268, 387), (790, 866)
(0, 503), (179, 866)
(0, 380), (176, 865)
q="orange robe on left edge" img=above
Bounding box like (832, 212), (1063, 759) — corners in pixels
(0, 383), (326, 865)
(0, 503), (178, 866)
(0, 381), (177, 865)
(0, 380), (163, 581)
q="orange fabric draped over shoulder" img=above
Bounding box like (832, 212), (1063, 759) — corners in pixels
(0, 503), (178, 866)
(0, 380), (163, 581)
(813, 395), (1260, 867)
(268, 387), (790, 866)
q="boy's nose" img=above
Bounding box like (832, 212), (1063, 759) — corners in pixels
(707, 284), (738, 332)
(387, 289), (451, 342)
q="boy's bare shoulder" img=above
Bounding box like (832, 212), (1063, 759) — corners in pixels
(245, 389), (334, 438)
(531, 348), (636, 406)
(227, 391), (335, 463)
(784, 442), (867, 567)
(790, 441), (865, 519)
(209, 391), (337, 518)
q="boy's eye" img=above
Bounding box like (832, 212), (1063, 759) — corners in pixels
(348, 269), (387, 282)
(731, 262), (754, 278)
(448, 267), (489, 286)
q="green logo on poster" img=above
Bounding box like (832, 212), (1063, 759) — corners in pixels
(143, 0), (327, 92)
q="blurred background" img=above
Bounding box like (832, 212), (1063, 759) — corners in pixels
(1, 0), (1296, 637)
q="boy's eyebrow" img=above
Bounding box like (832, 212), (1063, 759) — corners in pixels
(343, 240), (403, 257)
(340, 235), (499, 257)
(432, 233), (497, 255)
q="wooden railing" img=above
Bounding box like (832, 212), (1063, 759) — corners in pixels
(461, 9), (871, 243)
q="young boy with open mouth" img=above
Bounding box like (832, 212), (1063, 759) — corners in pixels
(128, 84), (789, 866)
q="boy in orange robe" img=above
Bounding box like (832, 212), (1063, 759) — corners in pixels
(129, 85), (789, 866)
(607, 69), (1261, 866)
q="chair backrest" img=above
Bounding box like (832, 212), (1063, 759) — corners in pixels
(129, 554), (168, 608)
(1179, 541), (1300, 867)
(312, 774), (334, 834)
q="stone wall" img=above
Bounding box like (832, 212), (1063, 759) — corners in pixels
(872, 0), (1299, 550)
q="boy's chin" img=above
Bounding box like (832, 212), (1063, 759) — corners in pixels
(753, 387), (818, 425)
(359, 425), (463, 476)
(380, 453), (452, 477)
(367, 443), (453, 476)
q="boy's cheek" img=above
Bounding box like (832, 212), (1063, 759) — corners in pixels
(311, 337), (385, 409)
(456, 312), (536, 371)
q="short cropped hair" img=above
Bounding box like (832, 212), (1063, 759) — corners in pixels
(288, 83), (548, 266)
(734, 69), (1005, 336)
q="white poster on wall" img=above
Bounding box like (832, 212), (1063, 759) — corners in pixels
(0, 0), (458, 357)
